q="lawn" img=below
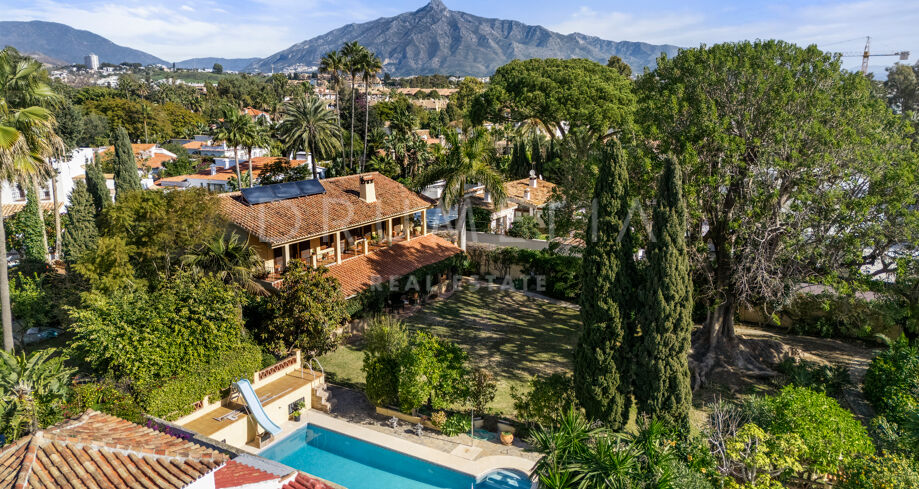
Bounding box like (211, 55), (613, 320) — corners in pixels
(319, 286), (582, 416)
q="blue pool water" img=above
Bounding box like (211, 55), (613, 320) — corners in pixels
(259, 424), (528, 489)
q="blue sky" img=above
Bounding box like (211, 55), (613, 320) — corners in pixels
(1, 0), (916, 71)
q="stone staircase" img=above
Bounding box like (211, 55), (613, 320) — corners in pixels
(311, 380), (334, 413)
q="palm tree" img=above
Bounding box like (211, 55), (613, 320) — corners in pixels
(214, 106), (250, 187)
(277, 96), (342, 180)
(359, 51), (383, 172)
(319, 51), (346, 163)
(414, 128), (506, 250)
(243, 118), (270, 188)
(0, 348), (75, 435)
(341, 41), (366, 170)
(0, 51), (63, 351)
(182, 233), (265, 295)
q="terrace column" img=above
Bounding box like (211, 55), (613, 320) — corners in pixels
(335, 231), (342, 265)
(363, 239), (369, 255)
(403, 215), (411, 242)
(421, 209), (427, 235)
(282, 244), (290, 270)
(387, 218), (393, 244)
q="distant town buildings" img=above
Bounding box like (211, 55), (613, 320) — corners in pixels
(83, 53), (99, 71)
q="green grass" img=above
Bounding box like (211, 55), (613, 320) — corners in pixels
(319, 286), (582, 416)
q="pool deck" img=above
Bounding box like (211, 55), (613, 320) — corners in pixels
(252, 411), (536, 481)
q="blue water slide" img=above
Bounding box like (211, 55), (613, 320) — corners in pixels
(234, 378), (282, 436)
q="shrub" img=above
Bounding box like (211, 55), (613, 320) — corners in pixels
(512, 373), (577, 427)
(440, 413), (471, 437)
(508, 215), (540, 239)
(775, 357), (851, 397)
(744, 386), (873, 475)
(430, 410), (447, 428)
(838, 453), (919, 489)
(864, 337), (919, 425)
(139, 343), (262, 420)
(398, 331), (469, 412)
(363, 355), (400, 407)
(466, 245), (581, 300)
(63, 381), (143, 423)
(469, 368), (497, 413)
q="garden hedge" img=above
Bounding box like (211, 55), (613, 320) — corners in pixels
(139, 342), (262, 420)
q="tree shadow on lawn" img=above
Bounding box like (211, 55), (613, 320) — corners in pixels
(405, 287), (581, 385)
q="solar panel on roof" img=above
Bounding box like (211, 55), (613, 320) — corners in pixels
(240, 179), (326, 205)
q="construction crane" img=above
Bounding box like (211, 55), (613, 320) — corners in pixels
(842, 36), (910, 75)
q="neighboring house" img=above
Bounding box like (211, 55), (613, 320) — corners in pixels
(218, 172), (462, 297)
(0, 147), (93, 218)
(242, 107), (271, 123)
(95, 143), (177, 181)
(410, 98), (449, 111)
(468, 173), (557, 233)
(0, 409), (334, 489)
(395, 88), (458, 97)
(156, 157), (320, 192)
(413, 129), (445, 147)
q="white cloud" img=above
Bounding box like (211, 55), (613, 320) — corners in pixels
(180, 5), (193, 11)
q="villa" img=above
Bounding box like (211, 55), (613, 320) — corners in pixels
(96, 143), (177, 179)
(469, 173), (557, 233)
(156, 157), (318, 192)
(0, 147), (93, 218)
(217, 172), (462, 297)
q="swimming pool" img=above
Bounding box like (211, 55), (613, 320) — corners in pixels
(259, 424), (529, 489)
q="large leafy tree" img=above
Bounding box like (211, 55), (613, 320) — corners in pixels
(261, 260), (349, 356)
(0, 49), (62, 351)
(474, 58), (635, 140)
(182, 232), (264, 295)
(636, 40), (919, 385)
(635, 156), (692, 430)
(61, 180), (98, 265)
(413, 128), (506, 250)
(573, 143), (637, 429)
(277, 95), (342, 180)
(112, 126), (141, 199)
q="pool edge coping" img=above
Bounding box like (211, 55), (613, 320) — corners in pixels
(259, 411), (536, 482)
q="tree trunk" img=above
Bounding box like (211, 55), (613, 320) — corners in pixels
(362, 78), (370, 173)
(32, 179), (49, 262)
(51, 169), (62, 261)
(309, 140), (319, 180)
(456, 200), (468, 250)
(0, 190), (14, 352)
(350, 77), (356, 170)
(234, 147), (242, 188)
(246, 146), (253, 188)
(335, 79), (345, 168)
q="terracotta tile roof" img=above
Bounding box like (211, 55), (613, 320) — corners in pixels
(158, 158), (306, 184)
(100, 143), (156, 155)
(1, 201), (61, 218)
(219, 172), (434, 246)
(504, 177), (556, 207)
(281, 472), (336, 489)
(144, 153), (176, 169)
(325, 234), (461, 297)
(183, 141), (206, 150)
(213, 460), (279, 488)
(0, 410), (227, 489)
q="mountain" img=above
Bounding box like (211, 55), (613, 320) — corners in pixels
(249, 0), (680, 76)
(175, 57), (261, 72)
(0, 21), (167, 66)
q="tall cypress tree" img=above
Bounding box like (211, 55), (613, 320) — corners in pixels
(112, 127), (141, 200)
(17, 186), (47, 263)
(61, 180), (98, 265)
(635, 156), (693, 431)
(85, 157), (110, 214)
(573, 143), (638, 429)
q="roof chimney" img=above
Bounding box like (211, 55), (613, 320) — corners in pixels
(360, 174), (376, 203)
(524, 188), (531, 201)
(209, 164), (217, 175)
(529, 169), (537, 188)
